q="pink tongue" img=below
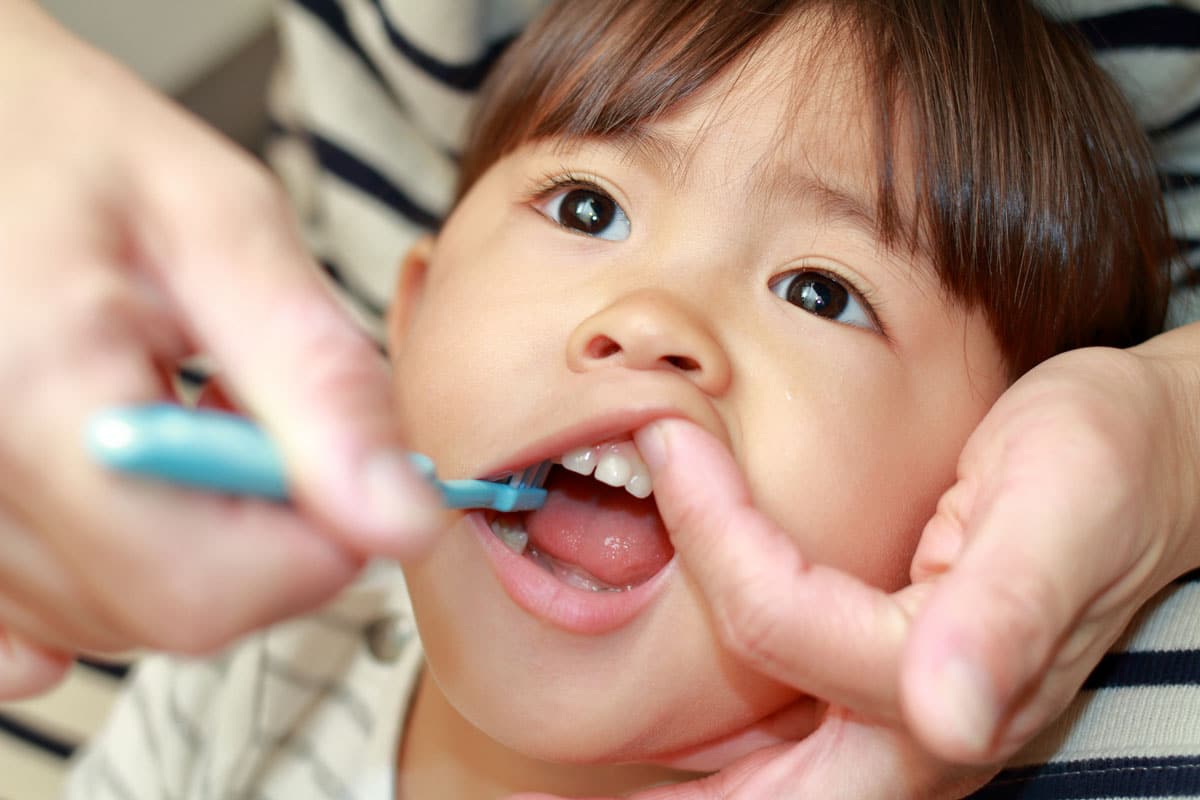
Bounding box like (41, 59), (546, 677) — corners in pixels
(524, 470), (673, 587)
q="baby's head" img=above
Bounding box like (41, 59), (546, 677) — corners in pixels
(387, 0), (1172, 780)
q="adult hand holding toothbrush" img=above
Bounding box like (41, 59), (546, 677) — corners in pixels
(0, 1), (442, 700)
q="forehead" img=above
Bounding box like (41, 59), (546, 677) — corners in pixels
(649, 21), (875, 192)
(561, 16), (915, 258)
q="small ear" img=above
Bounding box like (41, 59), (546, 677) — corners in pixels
(387, 235), (435, 354)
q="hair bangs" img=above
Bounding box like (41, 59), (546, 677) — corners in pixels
(457, 1), (797, 199)
(455, 0), (1173, 378)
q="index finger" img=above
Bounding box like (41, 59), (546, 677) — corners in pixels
(635, 418), (912, 718)
(632, 715), (995, 800)
(133, 124), (443, 559)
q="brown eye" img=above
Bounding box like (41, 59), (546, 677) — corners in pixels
(769, 270), (876, 330)
(561, 189), (613, 233)
(787, 273), (848, 317)
(536, 185), (631, 241)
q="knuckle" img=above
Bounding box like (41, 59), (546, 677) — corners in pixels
(1058, 417), (1128, 487)
(222, 164), (291, 226)
(664, 496), (714, 543)
(279, 302), (387, 409)
(714, 583), (786, 670)
(59, 270), (141, 348)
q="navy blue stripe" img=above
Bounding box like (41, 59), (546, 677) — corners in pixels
(78, 656), (131, 681)
(1150, 101), (1200, 139)
(1074, 8), (1200, 51)
(368, 0), (515, 92)
(971, 756), (1200, 799)
(320, 259), (387, 321)
(0, 712), (76, 760)
(1178, 258), (1200, 286)
(1083, 649), (1200, 690)
(309, 133), (443, 230)
(1163, 173), (1197, 194)
(175, 365), (211, 389)
(292, 0), (392, 93)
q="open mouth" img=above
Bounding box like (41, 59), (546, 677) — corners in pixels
(486, 440), (674, 592)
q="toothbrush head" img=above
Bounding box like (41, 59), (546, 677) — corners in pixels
(509, 460), (552, 490)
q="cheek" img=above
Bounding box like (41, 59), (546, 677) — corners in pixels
(737, 368), (979, 590)
(391, 270), (535, 459)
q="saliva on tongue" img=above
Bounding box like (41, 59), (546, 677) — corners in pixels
(523, 469), (673, 589)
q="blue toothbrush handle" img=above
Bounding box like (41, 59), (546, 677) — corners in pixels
(88, 405), (294, 501)
(86, 404), (545, 512)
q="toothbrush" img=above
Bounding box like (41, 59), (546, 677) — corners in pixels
(86, 404), (549, 512)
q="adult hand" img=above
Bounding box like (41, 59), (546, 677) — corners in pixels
(514, 326), (1200, 799)
(0, 2), (444, 700)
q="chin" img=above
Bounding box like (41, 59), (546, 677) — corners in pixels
(404, 519), (802, 766)
(440, 662), (797, 765)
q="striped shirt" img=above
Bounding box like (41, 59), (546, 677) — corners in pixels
(1, 1), (1197, 799)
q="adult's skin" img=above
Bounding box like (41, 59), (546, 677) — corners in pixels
(4, 3), (1196, 798)
(510, 327), (1200, 799)
(0, 1), (444, 698)
(610, 334), (1200, 799)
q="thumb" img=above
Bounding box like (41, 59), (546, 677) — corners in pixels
(137, 144), (443, 559)
(901, 468), (1114, 763)
(636, 418), (909, 715)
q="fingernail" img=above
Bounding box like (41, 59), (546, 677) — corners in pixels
(0, 633), (71, 699)
(635, 421), (668, 471)
(361, 449), (444, 544)
(936, 656), (1000, 754)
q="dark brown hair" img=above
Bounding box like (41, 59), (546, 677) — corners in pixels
(457, 0), (1174, 377)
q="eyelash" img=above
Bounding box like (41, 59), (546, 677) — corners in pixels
(845, 275), (887, 337)
(523, 171), (890, 339)
(526, 170), (609, 204)
(772, 265), (888, 337)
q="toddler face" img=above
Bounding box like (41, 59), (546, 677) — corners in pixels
(388, 30), (1008, 766)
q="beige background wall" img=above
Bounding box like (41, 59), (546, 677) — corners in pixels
(38, 0), (273, 92)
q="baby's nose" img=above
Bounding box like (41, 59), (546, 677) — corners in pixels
(566, 289), (731, 396)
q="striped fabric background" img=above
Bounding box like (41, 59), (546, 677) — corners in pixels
(1, 1), (1197, 798)
(0, 659), (130, 800)
(972, 572), (1200, 799)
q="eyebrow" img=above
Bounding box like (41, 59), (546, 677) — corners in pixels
(611, 126), (694, 181)
(776, 169), (880, 237)
(609, 125), (882, 241)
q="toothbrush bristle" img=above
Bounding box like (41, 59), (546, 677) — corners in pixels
(510, 459), (552, 489)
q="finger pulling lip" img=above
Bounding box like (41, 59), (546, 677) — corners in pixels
(468, 512), (675, 635)
(472, 394), (709, 480)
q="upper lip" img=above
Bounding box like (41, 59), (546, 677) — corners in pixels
(474, 374), (726, 482)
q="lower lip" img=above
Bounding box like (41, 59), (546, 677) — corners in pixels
(468, 513), (674, 635)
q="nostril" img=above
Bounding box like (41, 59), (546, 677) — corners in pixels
(664, 355), (700, 372)
(586, 335), (622, 360)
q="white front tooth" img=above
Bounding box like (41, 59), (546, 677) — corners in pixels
(562, 445), (598, 475)
(595, 450), (633, 487)
(626, 470), (653, 498)
(620, 444), (653, 498)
